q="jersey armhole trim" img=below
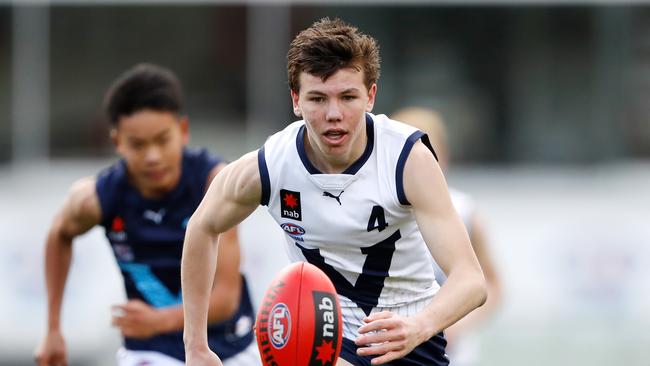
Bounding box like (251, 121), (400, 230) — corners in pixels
(396, 130), (437, 206)
(258, 146), (271, 206)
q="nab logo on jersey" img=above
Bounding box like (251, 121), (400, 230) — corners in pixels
(280, 189), (302, 221)
(109, 216), (127, 242)
(268, 303), (291, 349)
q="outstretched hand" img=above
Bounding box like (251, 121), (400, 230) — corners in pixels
(34, 329), (68, 366)
(111, 299), (165, 339)
(355, 311), (428, 365)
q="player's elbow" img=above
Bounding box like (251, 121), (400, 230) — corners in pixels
(472, 270), (488, 309)
(186, 211), (215, 241)
(47, 216), (75, 246)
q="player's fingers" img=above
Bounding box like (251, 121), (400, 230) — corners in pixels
(60, 353), (69, 366)
(34, 353), (67, 366)
(120, 326), (134, 337)
(33, 352), (47, 366)
(357, 318), (399, 336)
(369, 350), (403, 365)
(111, 304), (127, 317)
(111, 315), (121, 326)
(363, 311), (392, 322)
(357, 329), (406, 351)
(122, 300), (141, 310)
(112, 315), (132, 327)
(357, 337), (406, 357)
(120, 323), (144, 338)
(356, 330), (401, 347)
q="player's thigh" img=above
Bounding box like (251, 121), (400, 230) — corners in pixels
(116, 348), (184, 366)
(337, 358), (354, 366)
(222, 341), (262, 366)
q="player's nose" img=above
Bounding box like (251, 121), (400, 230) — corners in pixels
(325, 100), (343, 122)
(144, 146), (163, 164)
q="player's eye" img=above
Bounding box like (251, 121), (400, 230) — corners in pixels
(309, 96), (325, 103)
(129, 141), (145, 150)
(342, 95), (357, 101)
(157, 135), (170, 145)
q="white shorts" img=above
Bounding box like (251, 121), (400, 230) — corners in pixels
(116, 342), (261, 366)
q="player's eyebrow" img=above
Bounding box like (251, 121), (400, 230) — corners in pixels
(154, 129), (171, 139)
(305, 90), (327, 96)
(305, 88), (361, 96)
(339, 88), (361, 94)
(128, 128), (171, 143)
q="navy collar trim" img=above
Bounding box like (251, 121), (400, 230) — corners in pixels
(296, 113), (374, 175)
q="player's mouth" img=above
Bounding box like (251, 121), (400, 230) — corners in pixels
(144, 169), (168, 182)
(322, 129), (348, 146)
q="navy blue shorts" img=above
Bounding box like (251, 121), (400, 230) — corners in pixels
(340, 332), (449, 366)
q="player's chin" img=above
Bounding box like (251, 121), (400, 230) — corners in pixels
(323, 144), (351, 158)
(143, 174), (174, 191)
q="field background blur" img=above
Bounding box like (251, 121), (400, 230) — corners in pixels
(1, 1), (649, 365)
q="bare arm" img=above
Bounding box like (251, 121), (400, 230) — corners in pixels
(34, 177), (101, 366)
(204, 163), (245, 324)
(356, 142), (487, 364)
(181, 151), (261, 362)
(407, 142), (487, 337)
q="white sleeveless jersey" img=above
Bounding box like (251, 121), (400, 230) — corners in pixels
(258, 113), (441, 340)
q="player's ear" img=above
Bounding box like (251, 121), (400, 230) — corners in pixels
(365, 83), (377, 113)
(290, 89), (302, 118)
(110, 128), (119, 148)
(178, 115), (190, 144)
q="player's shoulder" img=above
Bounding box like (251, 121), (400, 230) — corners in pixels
(67, 176), (101, 220)
(183, 147), (224, 167)
(96, 159), (126, 189)
(69, 176), (97, 197)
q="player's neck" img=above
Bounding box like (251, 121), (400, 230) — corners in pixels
(129, 169), (182, 199)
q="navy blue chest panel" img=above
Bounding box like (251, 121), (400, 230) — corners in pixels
(97, 149), (216, 308)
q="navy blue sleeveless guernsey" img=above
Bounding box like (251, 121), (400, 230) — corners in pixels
(96, 148), (255, 361)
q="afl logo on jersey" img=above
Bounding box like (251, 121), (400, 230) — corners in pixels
(268, 303), (291, 349)
(281, 223), (305, 241)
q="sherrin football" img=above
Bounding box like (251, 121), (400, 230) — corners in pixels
(255, 262), (342, 366)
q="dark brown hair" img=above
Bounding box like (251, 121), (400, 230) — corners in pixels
(103, 63), (183, 125)
(287, 18), (380, 93)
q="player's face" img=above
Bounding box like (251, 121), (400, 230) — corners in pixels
(291, 68), (377, 172)
(112, 109), (189, 197)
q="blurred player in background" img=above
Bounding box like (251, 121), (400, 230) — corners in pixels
(34, 64), (259, 366)
(181, 18), (487, 366)
(391, 106), (502, 366)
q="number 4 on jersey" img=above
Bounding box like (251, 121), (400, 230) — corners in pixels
(367, 205), (388, 232)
